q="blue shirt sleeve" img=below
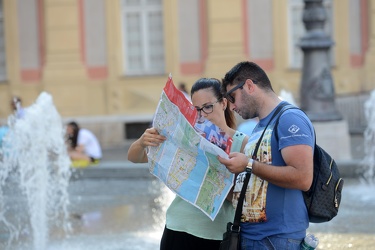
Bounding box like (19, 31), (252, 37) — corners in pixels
(276, 109), (315, 151)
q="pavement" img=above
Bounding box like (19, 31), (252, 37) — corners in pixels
(100, 141), (134, 162)
(66, 134), (375, 250)
(71, 133), (368, 180)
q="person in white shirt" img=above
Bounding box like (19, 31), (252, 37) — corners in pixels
(66, 121), (102, 166)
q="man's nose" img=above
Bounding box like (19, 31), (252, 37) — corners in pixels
(228, 102), (236, 110)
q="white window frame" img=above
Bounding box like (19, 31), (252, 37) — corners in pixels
(288, 0), (334, 69)
(121, 0), (165, 76)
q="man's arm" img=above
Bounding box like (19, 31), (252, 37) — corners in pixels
(252, 145), (313, 191)
(218, 144), (313, 191)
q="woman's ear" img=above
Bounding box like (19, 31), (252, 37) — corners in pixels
(222, 97), (228, 110)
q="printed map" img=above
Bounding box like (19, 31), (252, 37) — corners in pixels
(148, 77), (235, 220)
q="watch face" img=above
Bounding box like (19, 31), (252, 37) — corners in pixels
(248, 159), (253, 167)
(246, 166), (252, 173)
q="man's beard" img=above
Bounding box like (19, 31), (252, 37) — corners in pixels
(238, 93), (257, 119)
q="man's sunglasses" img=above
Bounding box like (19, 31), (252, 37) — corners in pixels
(225, 80), (257, 103)
(225, 81), (246, 103)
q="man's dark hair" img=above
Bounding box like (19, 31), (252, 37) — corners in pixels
(221, 61), (273, 93)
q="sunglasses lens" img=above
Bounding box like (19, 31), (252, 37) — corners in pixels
(227, 95), (234, 103)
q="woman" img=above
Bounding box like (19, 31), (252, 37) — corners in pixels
(66, 121), (102, 167)
(127, 78), (248, 250)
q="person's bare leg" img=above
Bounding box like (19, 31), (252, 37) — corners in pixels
(69, 151), (91, 161)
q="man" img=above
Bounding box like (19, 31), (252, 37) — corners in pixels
(218, 61), (314, 249)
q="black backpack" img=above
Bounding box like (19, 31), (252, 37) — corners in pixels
(274, 105), (344, 223)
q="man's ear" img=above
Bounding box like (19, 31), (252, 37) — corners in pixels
(244, 79), (255, 93)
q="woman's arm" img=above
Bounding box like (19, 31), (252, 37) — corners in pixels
(127, 127), (166, 163)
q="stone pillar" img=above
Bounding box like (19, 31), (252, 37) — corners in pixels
(299, 0), (342, 121)
(42, 0), (86, 81)
(300, 0), (351, 161)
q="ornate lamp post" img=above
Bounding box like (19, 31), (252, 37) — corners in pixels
(299, 0), (342, 121)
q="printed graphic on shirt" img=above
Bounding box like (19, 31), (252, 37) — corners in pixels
(232, 126), (274, 223)
(288, 124), (300, 134)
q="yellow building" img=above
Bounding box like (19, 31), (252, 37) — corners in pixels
(0, 0), (374, 147)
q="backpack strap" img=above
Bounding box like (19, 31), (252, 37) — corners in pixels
(273, 105), (297, 141)
(274, 105), (316, 143)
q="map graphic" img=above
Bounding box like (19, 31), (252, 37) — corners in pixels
(148, 76), (235, 220)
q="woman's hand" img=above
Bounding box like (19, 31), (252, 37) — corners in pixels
(127, 127), (166, 163)
(139, 128), (166, 148)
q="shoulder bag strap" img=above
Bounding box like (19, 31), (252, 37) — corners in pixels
(231, 102), (288, 230)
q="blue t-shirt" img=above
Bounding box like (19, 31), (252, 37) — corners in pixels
(232, 102), (314, 240)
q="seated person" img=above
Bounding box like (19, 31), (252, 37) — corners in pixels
(66, 121), (102, 167)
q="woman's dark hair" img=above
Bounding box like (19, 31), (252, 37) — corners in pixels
(191, 78), (236, 129)
(67, 121), (80, 149)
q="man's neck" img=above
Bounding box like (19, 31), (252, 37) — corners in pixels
(258, 94), (282, 120)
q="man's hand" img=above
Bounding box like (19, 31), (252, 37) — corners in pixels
(218, 152), (248, 174)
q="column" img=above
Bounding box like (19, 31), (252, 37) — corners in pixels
(42, 0), (86, 81)
(300, 0), (351, 160)
(299, 0), (342, 121)
(204, 0), (247, 75)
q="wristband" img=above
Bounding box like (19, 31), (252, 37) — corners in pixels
(246, 158), (254, 173)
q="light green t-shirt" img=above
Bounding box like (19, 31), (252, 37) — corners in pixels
(165, 131), (247, 240)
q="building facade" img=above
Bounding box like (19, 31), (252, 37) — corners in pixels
(0, 0), (374, 147)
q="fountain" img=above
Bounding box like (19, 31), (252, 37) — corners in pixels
(0, 91), (175, 250)
(360, 90), (375, 183)
(0, 92), (71, 250)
